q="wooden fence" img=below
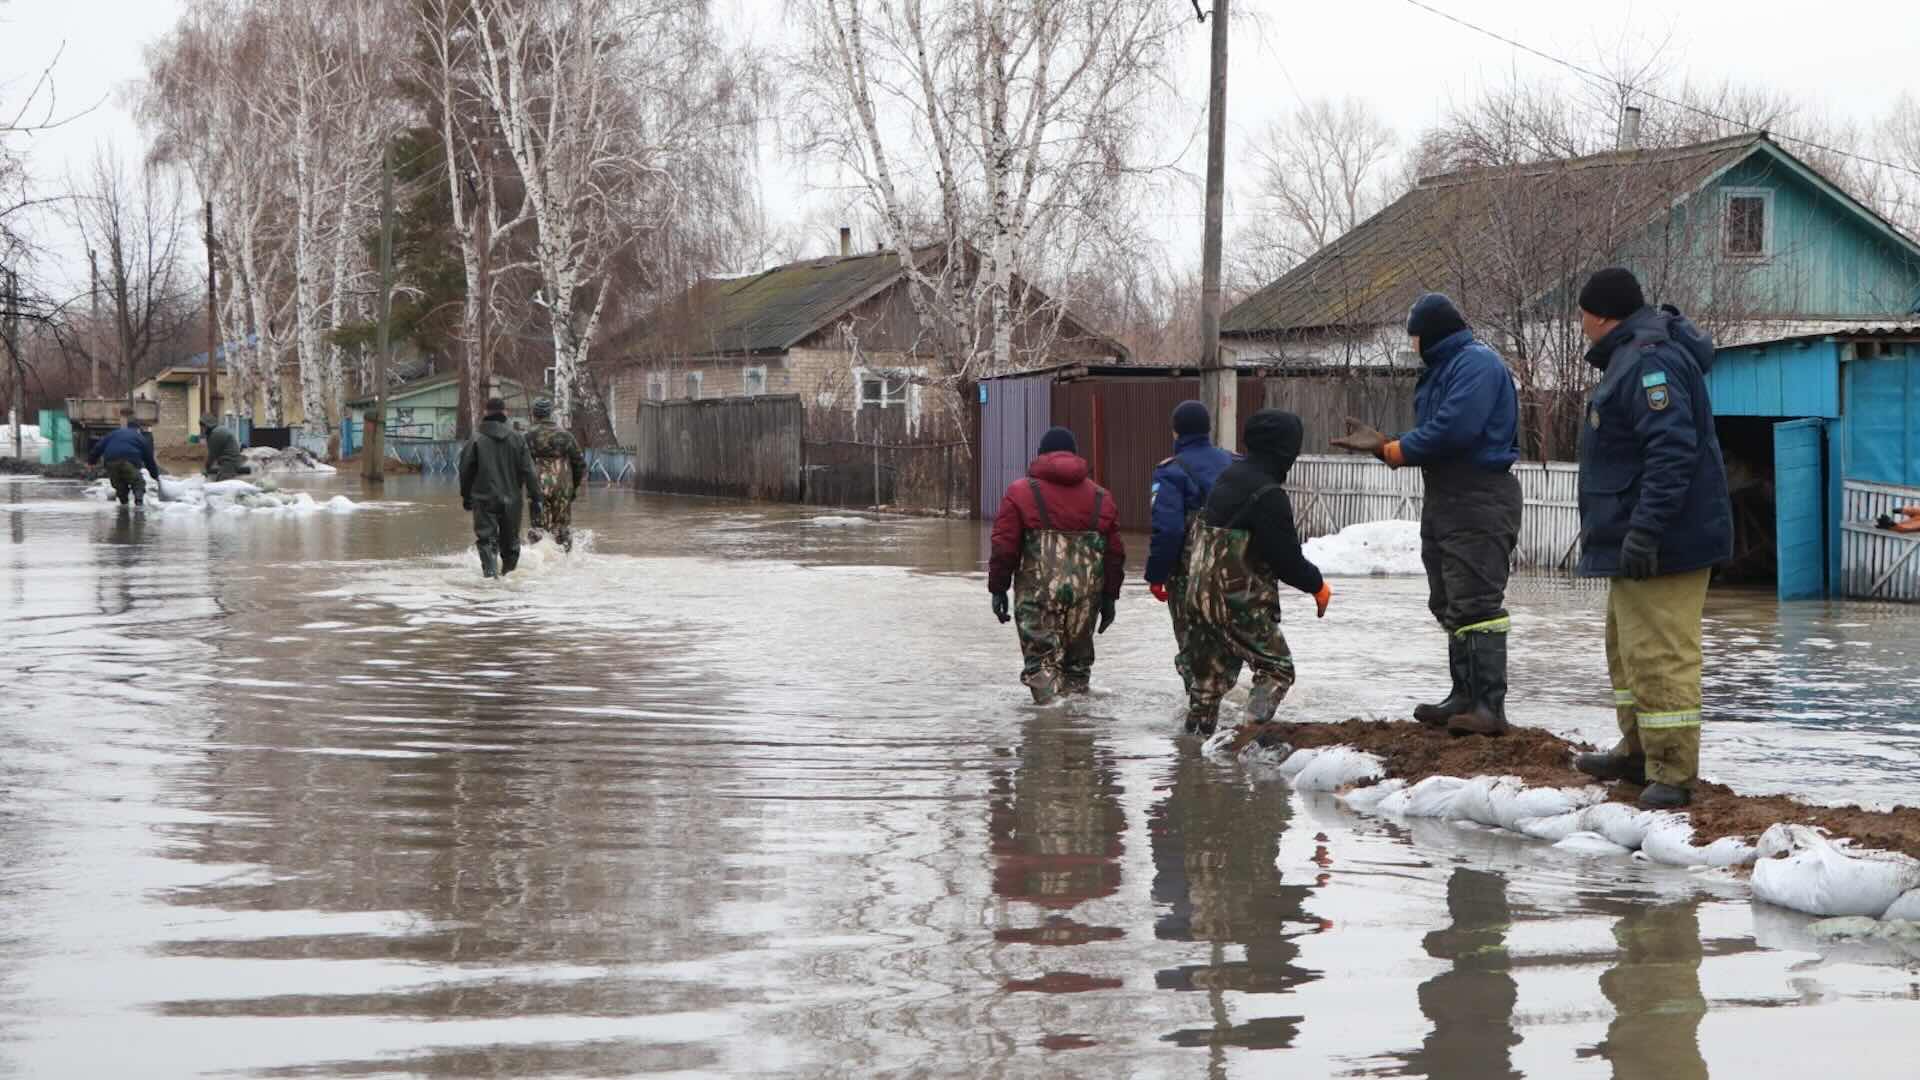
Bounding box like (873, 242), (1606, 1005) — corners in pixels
(1285, 454), (1584, 570)
(633, 395), (804, 501)
(1841, 479), (1920, 601)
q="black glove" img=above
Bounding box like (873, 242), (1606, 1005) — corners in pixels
(1097, 595), (1116, 634)
(462, 497), (473, 511)
(1620, 529), (1660, 580)
(991, 591), (1010, 624)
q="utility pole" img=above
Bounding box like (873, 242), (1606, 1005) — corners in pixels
(4, 266), (21, 461)
(365, 143), (395, 484)
(203, 202), (217, 427)
(88, 248), (100, 398)
(1196, 0), (1236, 451)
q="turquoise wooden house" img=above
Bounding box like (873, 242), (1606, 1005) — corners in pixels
(344, 372), (528, 451)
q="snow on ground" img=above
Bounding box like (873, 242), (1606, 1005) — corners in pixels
(1303, 519), (1424, 576)
(83, 474), (356, 514)
(243, 446), (337, 473)
(0, 424), (47, 459)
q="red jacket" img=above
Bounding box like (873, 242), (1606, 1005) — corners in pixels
(988, 451), (1125, 598)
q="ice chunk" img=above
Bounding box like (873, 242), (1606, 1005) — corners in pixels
(1580, 802), (1655, 850)
(1402, 776), (1471, 818)
(1750, 824), (1920, 918)
(1882, 888), (1920, 922)
(1554, 831), (1635, 857)
(1340, 778), (1405, 812)
(1639, 813), (1758, 868)
(1290, 747), (1387, 792)
(1515, 811), (1585, 843)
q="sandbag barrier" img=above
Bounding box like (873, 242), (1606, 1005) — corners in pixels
(1202, 731), (1920, 923)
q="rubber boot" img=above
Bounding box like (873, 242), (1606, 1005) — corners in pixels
(1184, 704), (1217, 737)
(1575, 751), (1648, 785)
(1413, 637), (1470, 728)
(1446, 630), (1509, 737)
(1026, 670), (1060, 706)
(500, 548), (519, 575)
(479, 546), (499, 579)
(1246, 680), (1284, 724)
(1639, 782), (1691, 809)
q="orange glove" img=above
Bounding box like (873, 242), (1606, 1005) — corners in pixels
(1314, 582), (1332, 618)
(1149, 582), (1169, 603)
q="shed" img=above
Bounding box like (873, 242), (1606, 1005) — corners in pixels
(1709, 322), (1920, 600)
(345, 372), (528, 446)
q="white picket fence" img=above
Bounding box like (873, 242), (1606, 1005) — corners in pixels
(1285, 454), (1584, 570)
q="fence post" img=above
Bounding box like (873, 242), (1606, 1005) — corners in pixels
(872, 431), (880, 511)
(944, 444), (953, 516)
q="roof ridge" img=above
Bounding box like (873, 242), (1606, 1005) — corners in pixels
(1417, 130), (1766, 189)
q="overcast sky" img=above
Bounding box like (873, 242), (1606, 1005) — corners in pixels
(7, 0), (1918, 280)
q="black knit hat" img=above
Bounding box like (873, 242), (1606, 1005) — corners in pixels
(1037, 426), (1077, 455)
(1406, 293), (1469, 351)
(1578, 267), (1646, 320)
(1171, 399), (1210, 437)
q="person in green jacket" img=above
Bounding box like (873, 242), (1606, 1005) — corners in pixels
(200, 418), (248, 480)
(458, 396), (543, 579)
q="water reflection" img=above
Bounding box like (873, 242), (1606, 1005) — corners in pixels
(1586, 902), (1709, 1080)
(1395, 868), (1522, 1079)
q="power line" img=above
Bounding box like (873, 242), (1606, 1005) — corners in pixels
(1397, 0), (1920, 181)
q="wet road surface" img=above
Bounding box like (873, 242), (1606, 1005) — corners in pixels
(3, 473), (1918, 1077)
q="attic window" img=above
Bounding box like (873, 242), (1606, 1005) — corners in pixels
(1724, 189), (1772, 258)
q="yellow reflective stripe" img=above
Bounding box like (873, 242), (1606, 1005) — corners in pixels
(1613, 690), (1636, 706)
(1454, 616), (1512, 637)
(1637, 710), (1701, 730)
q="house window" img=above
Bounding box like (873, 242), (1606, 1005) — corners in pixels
(858, 374), (909, 409)
(1724, 189), (1772, 258)
(685, 371), (704, 399)
(646, 374), (667, 401)
(743, 366), (767, 396)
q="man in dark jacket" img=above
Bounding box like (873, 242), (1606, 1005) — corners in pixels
(87, 410), (163, 507)
(201, 418), (248, 480)
(1180, 410), (1332, 735)
(458, 396), (543, 579)
(1333, 293), (1523, 736)
(1145, 399), (1236, 693)
(1569, 268), (1733, 809)
(988, 426), (1125, 703)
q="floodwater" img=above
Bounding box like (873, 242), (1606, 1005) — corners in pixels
(3, 473), (1918, 1078)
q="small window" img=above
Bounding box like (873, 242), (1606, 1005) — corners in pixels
(1724, 189), (1771, 258)
(685, 371), (704, 399)
(743, 366), (767, 396)
(646, 374), (667, 401)
(858, 376), (908, 409)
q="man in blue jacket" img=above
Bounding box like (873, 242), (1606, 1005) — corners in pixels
(1332, 293), (1523, 736)
(1569, 268), (1732, 809)
(1145, 400), (1235, 692)
(87, 410), (164, 507)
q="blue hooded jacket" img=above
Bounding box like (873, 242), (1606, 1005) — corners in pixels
(1577, 305), (1733, 577)
(1145, 433), (1234, 584)
(1396, 328), (1520, 472)
(87, 424), (162, 479)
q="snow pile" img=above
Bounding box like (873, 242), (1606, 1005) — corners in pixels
(0, 423), (46, 459)
(84, 474), (356, 514)
(1302, 520), (1424, 576)
(243, 445), (336, 473)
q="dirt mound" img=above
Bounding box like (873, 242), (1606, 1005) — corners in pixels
(1228, 719), (1920, 860)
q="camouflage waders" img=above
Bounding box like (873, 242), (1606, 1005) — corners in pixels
(106, 460), (146, 505)
(1013, 481), (1107, 703)
(525, 423), (583, 552)
(1167, 519), (1198, 692)
(1179, 484), (1296, 734)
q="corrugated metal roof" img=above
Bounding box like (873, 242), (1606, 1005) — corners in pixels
(1722, 319), (1920, 348)
(1223, 133), (1768, 336)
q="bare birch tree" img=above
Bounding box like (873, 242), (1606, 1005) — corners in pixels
(64, 150), (199, 398)
(1231, 97), (1400, 290)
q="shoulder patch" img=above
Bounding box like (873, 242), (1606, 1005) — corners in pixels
(1647, 385), (1671, 411)
(1641, 371), (1668, 388)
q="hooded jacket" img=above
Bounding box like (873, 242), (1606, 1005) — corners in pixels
(459, 417), (540, 508)
(1577, 305), (1733, 577)
(202, 424), (244, 476)
(988, 450), (1125, 598)
(88, 424), (161, 479)
(1203, 411), (1324, 596)
(1145, 432), (1235, 584)
(1394, 328), (1520, 472)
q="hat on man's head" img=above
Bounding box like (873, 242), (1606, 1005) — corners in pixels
(532, 397), (554, 419)
(1578, 267), (1646, 320)
(1171, 399), (1211, 437)
(1037, 426), (1077, 455)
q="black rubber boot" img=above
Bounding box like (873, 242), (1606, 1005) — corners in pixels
(479, 546), (499, 579)
(1575, 752), (1648, 785)
(1447, 630), (1509, 737)
(1414, 637), (1470, 728)
(500, 548), (520, 575)
(1184, 704), (1218, 737)
(1639, 782), (1692, 809)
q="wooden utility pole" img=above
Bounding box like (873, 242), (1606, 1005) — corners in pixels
(1196, 0), (1236, 451)
(88, 248), (100, 398)
(203, 202), (217, 426)
(4, 267), (21, 460)
(364, 144), (395, 484)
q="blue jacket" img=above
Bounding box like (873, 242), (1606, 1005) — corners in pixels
(1397, 328), (1520, 472)
(87, 425), (161, 479)
(1146, 433), (1234, 584)
(1577, 305), (1733, 578)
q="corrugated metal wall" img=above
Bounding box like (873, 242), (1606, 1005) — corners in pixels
(979, 375), (1051, 518)
(1840, 479), (1920, 601)
(1707, 340), (1841, 418)
(1049, 377), (1261, 532)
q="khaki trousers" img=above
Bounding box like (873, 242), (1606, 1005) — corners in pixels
(1604, 569), (1710, 786)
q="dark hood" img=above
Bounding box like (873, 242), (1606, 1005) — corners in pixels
(1585, 304), (1717, 375)
(1028, 451), (1089, 485)
(1243, 409), (1303, 481)
(479, 418), (513, 440)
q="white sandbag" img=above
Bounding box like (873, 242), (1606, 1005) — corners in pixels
(1504, 786), (1607, 832)
(1554, 831), (1635, 857)
(1340, 778), (1405, 812)
(1580, 802), (1656, 850)
(1290, 747), (1387, 792)
(1241, 739), (1291, 768)
(1516, 811), (1586, 843)
(1375, 785), (1415, 816)
(1449, 776), (1521, 828)
(1750, 824), (1920, 918)
(1639, 813), (1758, 868)
(1275, 746), (1322, 780)
(1200, 728), (1239, 758)
(1402, 776), (1471, 818)
(1882, 888), (1920, 923)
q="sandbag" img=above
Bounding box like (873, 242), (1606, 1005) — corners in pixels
(1638, 813), (1758, 868)
(1580, 802), (1656, 850)
(1291, 747), (1386, 792)
(1750, 824), (1920, 918)
(1554, 831), (1635, 857)
(1882, 888), (1920, 922)
(1375, 785), (1415, 816)
(1450, 776), (1521, 828)
(1200, 729), (1239, 758)
(1340, 779), (1405, 812)
(1275, 747), (1322, 780)
(1515, 811), (1585, 843)
(1402, 776), (1471, 818)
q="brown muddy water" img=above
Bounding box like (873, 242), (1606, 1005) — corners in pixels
(3, 473), (1919, 1078)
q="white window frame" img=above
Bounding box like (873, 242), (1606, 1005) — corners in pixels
(646, 373), (668, 402)
(852, 366), (910, 409)
(742, 365), (768, 397)
(685, 371), (704, 400)
(1722, 187), (1774, 260)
